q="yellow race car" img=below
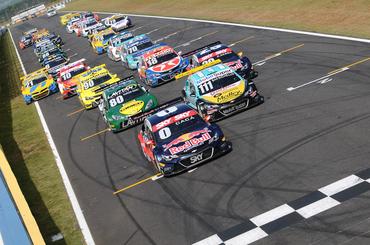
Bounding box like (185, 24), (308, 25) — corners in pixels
(21, 68), (58, 104)
(75, 64), (120, 109)
(60, 13), (80, 25)
(90, 28), (116, 54)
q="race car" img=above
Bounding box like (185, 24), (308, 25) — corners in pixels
(22, 28), (38, 36)
(57, 59), (90, 99)
(44, 54), (70, 77)
(19, 34), (33, 49)
(120, 34), (157, 69)
(81, 22), (105, 38)
(110, 15), (132, 32)
(138, 102), (232, 176)
(76, 18), (99, 37)
(60, 13), (80, 25)
(106, 31), (134, 61)
(20, 68), (58, 104)
(46, 33), (63, 46)
(75, 64), (120, 109)
(103, 14), (130, 27)
(47, 8), (57, 17)
(90, 28), (116, 54)
(137, 45), (189, 87)
(86, 24), (109, 41)
(33, 40), (57, 57)
(98, 76), (158, 132)
(177, 62), (264, 121)
(32, 29), (49, 42)
(183, 41), (258, 80)
(38, 47), (66, 64)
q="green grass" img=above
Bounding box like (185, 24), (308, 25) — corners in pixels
(0, 32), (84, 245)
(65, 0), (370, 39)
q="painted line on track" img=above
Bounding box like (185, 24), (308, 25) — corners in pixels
(253, 43), (304, 66)
(80, 128), (110, 141)
(8, 29), (95, 245)
(229, 36), (255, 47)
(145, 24), (170, 35)
(67, 107), (84, 117)
(113, 173), (163, 195)
(194, 168), (370, 245)
(154, 26), (194, 43)
(174, 31), (218, 49)
(287, 57), (370, 91)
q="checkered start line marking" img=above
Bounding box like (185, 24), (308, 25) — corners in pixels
(193, 168), (370, 245)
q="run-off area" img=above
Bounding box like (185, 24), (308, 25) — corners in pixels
(11, 13), (370, 245)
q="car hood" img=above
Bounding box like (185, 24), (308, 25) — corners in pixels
(24, 81), (50, 94)
(160, 127), (215, 155)
(200, 80), (245, 104)
(147, 56), (181, 73)
(107, 94), (154, 118)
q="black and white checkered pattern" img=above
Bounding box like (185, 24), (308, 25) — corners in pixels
(194, 168), (370, 245)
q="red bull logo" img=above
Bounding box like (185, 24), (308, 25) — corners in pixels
(226, 60), (243, 70)
(164, 129), (211, 155)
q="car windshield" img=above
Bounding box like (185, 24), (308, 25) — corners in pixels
(107, 85), (145, 109)
(115, 16), (126, 22)
(82, 74), (111, 90)
(197, 72), (241, 95)
(103, 33), (115, 41)
(61, 67), (86, 81)
(154, 113), (207, 144)
(127, 41), (153, 54)
(146, 52), (177, 67)
(86, 21), (97, 27)
(200, 51), (239, 65)
(26, 76), (47, 87)
(47, 58), (66, 68)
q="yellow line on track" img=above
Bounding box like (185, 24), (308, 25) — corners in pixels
(80, 128), (110, 141)
(265, 43), (304, 59)
(230, 36), (255, 46)
(113, 173), (163, 195)
(67, 107), (84, 117)
(56, 95), (63, 100)
(328, 57), (370, 75)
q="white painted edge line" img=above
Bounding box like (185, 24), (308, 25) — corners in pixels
(63, 10), (370, 44)
(8, 28), (95, 245)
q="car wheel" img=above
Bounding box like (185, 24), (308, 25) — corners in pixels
(197, 102), (206, 118)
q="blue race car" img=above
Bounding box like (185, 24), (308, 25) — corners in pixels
(120, 34), (157, 69)
(182, 41), (258, 80)
(137, 45), (189, 87)
(178, 62), (263, 121)
(106, 31), (134, 61)
(138, 102), (232, 176)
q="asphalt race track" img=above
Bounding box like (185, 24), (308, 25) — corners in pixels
(11, 13), (370, 245)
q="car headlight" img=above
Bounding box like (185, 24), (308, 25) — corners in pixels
(209, 132), (219, 143)
(157, 154), (179, 162)
(145, 99), (153, 110)
(112, 114), (126, 120)
(205, 103), (219, 110)
(85, 96), (95, 100)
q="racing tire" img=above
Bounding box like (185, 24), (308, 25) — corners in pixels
(197, 102), (207, 118)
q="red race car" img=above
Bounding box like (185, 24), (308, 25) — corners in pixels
(57, 59), (90, 99)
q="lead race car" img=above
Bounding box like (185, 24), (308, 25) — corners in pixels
(183, 41), (258, 80)
(106, 31), (134, 61)
(137, 45), (189, 87)
(176, 61), (264, 121)
(98, 76), (159, 132)
(138, 102), (232, 176)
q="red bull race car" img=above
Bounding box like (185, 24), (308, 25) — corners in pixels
(138, 102), (232, 176)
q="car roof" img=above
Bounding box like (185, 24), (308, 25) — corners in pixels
(142, 45), (173, 59)
(103, 78), (138, 97)
(189, 64), (234, 84)
(146, 103), (193, 128)
(125, 34), (151, 47)
(194, 43), (230, 59)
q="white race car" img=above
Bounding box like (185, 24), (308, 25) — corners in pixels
(111, 16), (132, 32)
(47, 8), (57, 17)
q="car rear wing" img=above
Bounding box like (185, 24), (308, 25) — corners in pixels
(181, 41), (222, 58)
(94, 75), (135, 93)
(121, 97), (184, 130)
(175, 59), (222, 80)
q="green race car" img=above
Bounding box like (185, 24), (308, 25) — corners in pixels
(98, 76), (159, 132)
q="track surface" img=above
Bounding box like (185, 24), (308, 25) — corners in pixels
(11, 14), (370, 245)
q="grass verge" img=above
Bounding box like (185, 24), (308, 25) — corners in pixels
(0, 32), (84, 244)
(65, 0), (370, 39)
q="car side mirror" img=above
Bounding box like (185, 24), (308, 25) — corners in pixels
(237, 51), (243, 57)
